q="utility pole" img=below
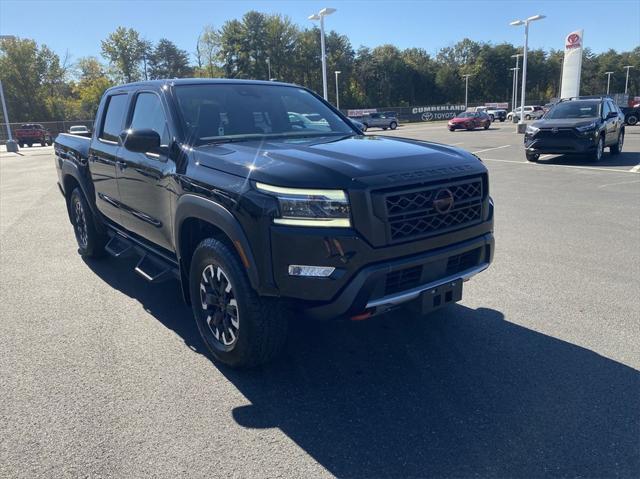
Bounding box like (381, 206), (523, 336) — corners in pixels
(335, 71), (341, 109)
(605, 71), (614, 95)
(462, 74), (472, 109)
(308, 8), (336, 100)
(623, 65), (633, 95)
(0, 79), (19, 153)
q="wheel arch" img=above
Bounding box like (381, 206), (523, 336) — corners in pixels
(174, 195), (260, 302)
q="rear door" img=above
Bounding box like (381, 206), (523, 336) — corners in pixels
(116, 90), (175, 251)
(89, 92), (129, 224)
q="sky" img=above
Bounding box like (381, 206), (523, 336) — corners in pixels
(1, 0), (639, 63)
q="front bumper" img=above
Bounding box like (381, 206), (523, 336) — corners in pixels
(525, 133), (597, 154)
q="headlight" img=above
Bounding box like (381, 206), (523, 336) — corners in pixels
(576, 122), (597, 133)
(255, 182), (351, 227)
(525, 125), (539, 134)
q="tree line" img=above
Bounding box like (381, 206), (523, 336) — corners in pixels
(1, 11), (638, 122)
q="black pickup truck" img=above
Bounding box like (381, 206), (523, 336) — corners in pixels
(55, 79), (494, 368)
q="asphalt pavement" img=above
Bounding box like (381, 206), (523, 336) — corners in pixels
(1, 123), (639, 478)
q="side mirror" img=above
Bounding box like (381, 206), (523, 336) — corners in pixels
(606, 111), (618, 119)
(121, 128), (161, 153)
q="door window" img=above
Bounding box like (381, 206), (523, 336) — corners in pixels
(602, 101), (611, 119)
(100, 94), (128, 142)
(129, 92), (170, 146)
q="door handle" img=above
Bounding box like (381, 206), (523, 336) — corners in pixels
(116, 160), (128, 170)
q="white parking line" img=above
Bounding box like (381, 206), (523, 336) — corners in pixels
(630, 163), (640, 173)
(472, 145), (511, 154)
(482, 157), (638, 174)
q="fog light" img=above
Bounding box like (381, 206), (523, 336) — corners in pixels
(288, 265), (335, 277)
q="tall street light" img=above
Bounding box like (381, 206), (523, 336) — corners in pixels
(511, 53), (523, 121)
(462, 74), (472, 109)
(308, 7), (336, 100)
(605, 71), (614, 94)
(334, 71), (341, 109)
(510, 14), (545, 133)
(0, 79), (18, 153)
(510, 67), (520, 115)
(266, 57), (271, 81)
(623, 65), (633, 95)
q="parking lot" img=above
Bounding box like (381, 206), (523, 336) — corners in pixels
(1, 124), (639, 477)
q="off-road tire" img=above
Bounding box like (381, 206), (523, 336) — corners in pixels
(610, 130), (624, 155)
(626, 114), (638, 126)
(69, 187), (106, 257)
(189, 238), (289, 368)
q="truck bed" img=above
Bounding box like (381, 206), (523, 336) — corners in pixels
(55, 133), (91, 159)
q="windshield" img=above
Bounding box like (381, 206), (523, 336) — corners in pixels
(545, 101), (600, 119)
(174, 83), (354, 145)
(457, 112), (474, 118)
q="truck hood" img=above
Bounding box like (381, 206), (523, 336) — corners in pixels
(532, 117), (598, 129)
(191, 135), (484, 189)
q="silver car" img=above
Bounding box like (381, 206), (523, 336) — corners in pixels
(361, 112), (398, 131)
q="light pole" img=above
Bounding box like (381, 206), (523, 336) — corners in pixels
(334, 70), (341, 109)
(510, 14), (545, 133)
(510, 67), (520, 115)
(266, 57), (271, 81)
(462, 74), (472, 109)
(623, 65), (633, 95)
(308, 7), (336, 100)
(605, 71), (614, 95)
(0, 79), (18, 153)
(511, 53), (523, 121)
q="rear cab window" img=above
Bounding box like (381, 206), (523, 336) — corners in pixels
(99, 94), (129, 143)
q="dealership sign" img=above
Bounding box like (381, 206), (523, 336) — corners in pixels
(409, 104), (466, 122)
(560, 29), (584, 99)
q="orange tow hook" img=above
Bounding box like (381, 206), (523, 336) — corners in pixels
(350, 309), (374, 321)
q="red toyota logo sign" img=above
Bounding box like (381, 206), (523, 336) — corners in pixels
(566, 33), (581, 49)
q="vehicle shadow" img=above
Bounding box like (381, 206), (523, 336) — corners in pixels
(84, 256), (640, 478)
(539, 150), (639, 168)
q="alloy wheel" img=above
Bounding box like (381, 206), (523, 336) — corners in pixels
(73, 198), (88, 249)
(199, 264), (239, 348)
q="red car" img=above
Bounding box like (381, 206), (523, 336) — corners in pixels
(448, 112), (491, 131)
(15, 124), (53, 147)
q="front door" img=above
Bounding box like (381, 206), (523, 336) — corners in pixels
(116, 91), (175, 252)
(89, 92), (129, 224)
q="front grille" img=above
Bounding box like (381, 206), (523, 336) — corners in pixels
(536, 128), (577, 140)
(385, 265), (422, 295)
(380, 177), (484, 243)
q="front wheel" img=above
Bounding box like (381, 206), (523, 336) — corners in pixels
(189, 238), (289, 368)
(448, 127), (455, 132)
(525, 114), (531, 120)
(483, 122), (490, 130)
(69, 188), (106, 257)
(389, 121), (397, 130)
(610, 130), (624, 154)
(361, 124), (368, 132)
(499, 118), (505, 122)
(526, 152), (539, 162)
(489, 114), (495, 122)
(590, 136), (604, 162)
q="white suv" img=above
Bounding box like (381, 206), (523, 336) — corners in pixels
(507, 106), (544, 121)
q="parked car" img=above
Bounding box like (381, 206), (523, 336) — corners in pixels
(507, 105), (544, 121)
(15, 123), (53, 147)
(54, 79), (494, 368)
(361, 112), (398, 131)
(524, 97), (625, 162)
(448, 112), (491, 131)
(349, 118), (366, 132)
(620, 105), (639, 126)
(476, 106), (506, 122)
(68, 125), (91, 137)
(287, 112), (330, 131)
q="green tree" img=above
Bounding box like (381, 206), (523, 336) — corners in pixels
(148, 39), (192, 79)
(100, 27), (147, 83)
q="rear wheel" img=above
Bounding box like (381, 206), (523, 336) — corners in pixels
(610, 130), (624, 154)
(499, 118), (505, 122)
(489, 114), (495, 122)
(448, 127), (455, 132)
(526, 152), (539, 162)
(483, 121), (490, 130)
(26, 142), (33, 147)
(18, 142), (24, 148)
(69, 188), (106, 257)
(189, 238), (289, 368)
(525, 114), (532, 120)
(390, 121), (397, 130)
(590, 136), (604, 162)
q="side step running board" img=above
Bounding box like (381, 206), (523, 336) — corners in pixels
(134, 255), (174, 283)
(105, 234), (133, 258)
